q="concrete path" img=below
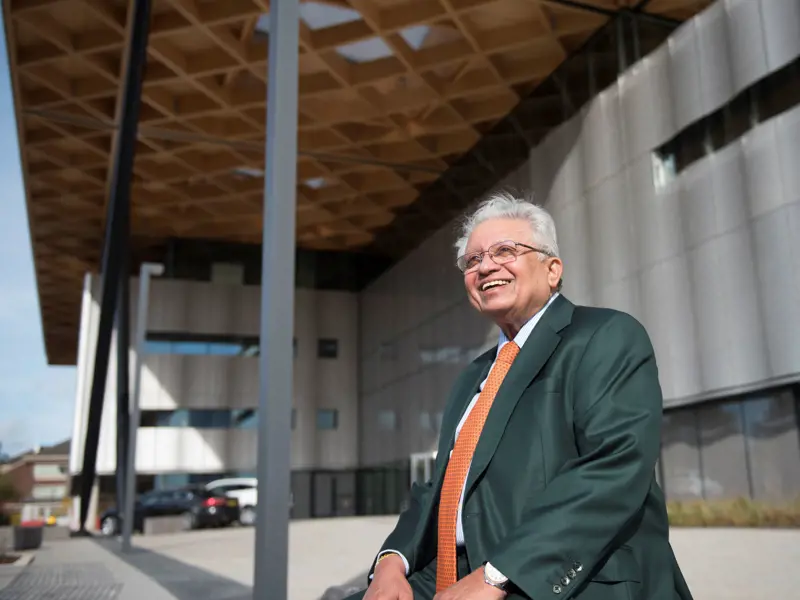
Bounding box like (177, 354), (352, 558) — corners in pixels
(0, 519), (798, 600)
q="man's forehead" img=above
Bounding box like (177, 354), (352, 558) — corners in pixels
(466, 221), (531, 250)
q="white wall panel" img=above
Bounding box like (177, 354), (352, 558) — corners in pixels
(743, 121), (788, 218)
(711, 143), (750, 234)
(668, 22), (704, 130)
(751, 205), (800, 379)
(639, 256), (702, 401)
(551, 197), (594, 306)
(315, 291), (358, 468)
(777, 107), (800, 203)
(725, 0), (768, 93)
(761, 0), (800, 71)
(581, 87), (624, 187)
(619, 46), (675, 160)
(697, 1), (734, 114)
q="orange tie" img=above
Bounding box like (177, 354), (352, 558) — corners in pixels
(436, 341), (520, 592)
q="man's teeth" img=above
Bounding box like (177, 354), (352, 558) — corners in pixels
(482, 280), (510, 291)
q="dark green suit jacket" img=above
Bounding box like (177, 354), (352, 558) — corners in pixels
(370, 295), (693, 600)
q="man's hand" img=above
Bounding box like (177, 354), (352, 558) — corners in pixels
(433, 568), (507, 600)
(364, 555), (413, 600)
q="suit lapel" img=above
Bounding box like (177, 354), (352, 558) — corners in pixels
(464, 295), (574, 496)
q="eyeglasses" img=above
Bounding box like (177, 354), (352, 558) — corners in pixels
(456, 240), (554, 274)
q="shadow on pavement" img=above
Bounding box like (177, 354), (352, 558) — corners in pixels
(93, 537), (252, 600)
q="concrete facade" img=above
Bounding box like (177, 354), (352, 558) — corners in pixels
(69, 275), (360, 480)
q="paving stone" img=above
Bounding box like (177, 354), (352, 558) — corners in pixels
(0, 563), (122, 600)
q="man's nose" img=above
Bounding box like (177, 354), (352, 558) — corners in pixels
(477, 252), (498, 273)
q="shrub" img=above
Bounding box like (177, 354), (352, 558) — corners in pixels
(667, 497), (800, 528)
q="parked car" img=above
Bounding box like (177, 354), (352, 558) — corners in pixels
(205, 477), (258, 526)
(99, 486), (240, 537)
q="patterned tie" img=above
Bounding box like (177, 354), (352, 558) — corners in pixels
(436, 341), (520, 592)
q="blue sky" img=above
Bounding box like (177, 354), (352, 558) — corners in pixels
(0, 17), (77, 457)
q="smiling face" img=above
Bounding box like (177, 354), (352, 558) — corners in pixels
(463, 217), (563, 338)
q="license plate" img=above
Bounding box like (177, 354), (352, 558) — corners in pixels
(227, 500), (237, 507)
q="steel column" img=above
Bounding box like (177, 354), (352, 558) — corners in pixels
(77, 0), (152, 532)
(122, 263), (164, 552)
(252, 0), (300, 597)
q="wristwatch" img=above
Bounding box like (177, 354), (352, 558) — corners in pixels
(483, 562), (509, 590)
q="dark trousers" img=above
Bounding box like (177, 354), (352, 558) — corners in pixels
(347, 549), (471, 600)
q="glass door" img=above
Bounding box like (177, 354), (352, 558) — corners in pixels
(409, 451), (437, 488)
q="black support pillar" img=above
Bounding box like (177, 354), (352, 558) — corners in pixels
(115, 244), (131, 516)
(78, 0), (152, 532)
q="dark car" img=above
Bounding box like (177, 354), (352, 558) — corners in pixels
(99, 486), (240, 536)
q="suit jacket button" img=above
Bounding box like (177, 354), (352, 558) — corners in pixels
(561, 576), (571, 585)
(572, 561), (583, 572)
(567, 569), (577, 578)
(552, 584), (563, 594)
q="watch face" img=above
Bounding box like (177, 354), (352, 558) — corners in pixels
(484, 563), (507, 585)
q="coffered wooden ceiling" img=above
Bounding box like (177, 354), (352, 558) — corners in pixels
(2, 0), (708, 364)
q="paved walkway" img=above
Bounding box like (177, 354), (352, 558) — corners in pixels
(0, 519), (798, 599)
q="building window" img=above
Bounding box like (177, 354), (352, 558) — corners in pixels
(317, 409), (339, 430)
(653, 54), (800, 177)
(154, 472), (228, 490)
(33, 464), (66, 479)
(140, 409), (236, 428)
(420, 412), (433, 431)
(318, 338), (339, 359)
(659, 384), (800, 503)
(31, 484), (66, 500)
(231, 409), (257, 429)
(145, 332), (259, 357)
(378, 410), (398, 431)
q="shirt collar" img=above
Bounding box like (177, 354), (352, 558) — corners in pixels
(497, 292), (560, 354)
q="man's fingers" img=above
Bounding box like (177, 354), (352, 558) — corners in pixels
(399, 582), (414, 600)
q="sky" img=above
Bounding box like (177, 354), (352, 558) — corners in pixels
(0, 16), (77, 457)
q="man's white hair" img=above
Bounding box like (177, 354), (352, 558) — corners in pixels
(454, 191), (560, 259)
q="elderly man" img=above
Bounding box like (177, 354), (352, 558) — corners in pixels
(350, 193), (693, 600)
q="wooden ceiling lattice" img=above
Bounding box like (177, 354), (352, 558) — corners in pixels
(2, 0), (709, 364)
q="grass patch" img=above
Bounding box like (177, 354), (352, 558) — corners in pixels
(668, 497), (800, 528)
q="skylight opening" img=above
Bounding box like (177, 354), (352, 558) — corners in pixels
(233, 167), (264, 178)
(301, 1), (360, 30)
(336, 37), (393, 64)
(399, 25), (430, 50)
(254, 2), (361, 37)
(304, 177), (328, 189)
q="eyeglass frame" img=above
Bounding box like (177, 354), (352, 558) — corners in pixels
(456, 240), (557, 274)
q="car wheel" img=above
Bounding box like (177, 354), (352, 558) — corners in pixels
(182, 511), (197, 531)
(100, 516), (118, 537)
(240, 506), (256, 526)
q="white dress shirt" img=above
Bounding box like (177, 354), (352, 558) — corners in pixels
(378, 293), (560, 577)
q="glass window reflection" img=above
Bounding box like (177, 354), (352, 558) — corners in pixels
(317, 409), (338, 430)
(660, 409), (703, 501)
(743, 391), (800, 502)
(144, 333), (260, 357)
(696, 401), (750, 500)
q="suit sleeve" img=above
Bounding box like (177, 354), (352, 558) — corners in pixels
(487, 312), (663, 600)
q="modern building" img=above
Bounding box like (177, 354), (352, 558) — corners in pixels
(0, 440), (71, 524)
(4, 0), (800, 530)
